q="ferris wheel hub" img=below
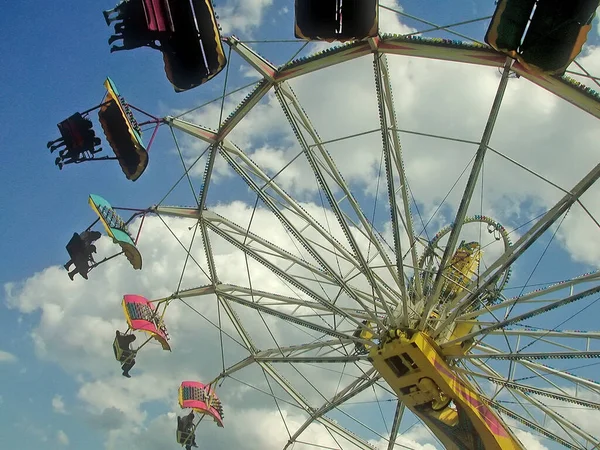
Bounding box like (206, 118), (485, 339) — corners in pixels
(369, 330), (523, 450)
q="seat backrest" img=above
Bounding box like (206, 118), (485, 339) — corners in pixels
(114, 335), (137, 361)
(176, 430), (193, 444)
(113, 337), (124, 361)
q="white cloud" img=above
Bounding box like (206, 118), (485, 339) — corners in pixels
(52, 395), (67, 414)
(14, 419), (49, 444)
(218, 0), (274, 36)
(379, 0), (414, 35)
(57, 429), (70, 446)
(2, 211), (385, 444)
(512, 430), (549, 450)
(369, 424), (439, 450)
(0, 350), (16, 363)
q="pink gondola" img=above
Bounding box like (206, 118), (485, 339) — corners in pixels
(179, 381), (224, 427)
(122, 294), (170, 350)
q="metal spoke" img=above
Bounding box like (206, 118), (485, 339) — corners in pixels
(216, 133), (392, 327)
(470, 357), (598, 447)
(441, 285), (600, 347)
(373, 52), (421, 324)
(154, 211), (381, 331)
(486, 377), (600, 410)
(275, 81), (397, 321)
(487, 329), (600, 340)
(207, 283), (388, 322)
(475, 343), (600, 395)
(457, 350), (600, 361)
(259, 362), (378, 450)
(420, 57), (513, 330)
(457, 270), (600, 320)
(257, 356), (367, 363)
(437, 163), (600, 337)
(283, 369), (380, 449)
(174, 284), (363, 341)
(214, 340), (357, 381)
(386, 402), (406, 450)
(488, 401), (581, 450)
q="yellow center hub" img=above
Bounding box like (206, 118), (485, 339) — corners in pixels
(369, 330), (524, 450)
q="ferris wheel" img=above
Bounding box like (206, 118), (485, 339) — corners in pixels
(46, 1), (600, 449)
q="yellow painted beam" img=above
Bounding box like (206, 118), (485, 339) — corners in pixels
(369, 331), (523, 450)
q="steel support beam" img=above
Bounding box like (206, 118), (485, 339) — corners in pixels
(457, 271), (600, 321)
(386, 402), (405, 450)
(283, 369), (380, 449)
(442, 284), (600, 347)
(420, 57), (513, 330)
(373, 52), (416, 326)
(260, 362), (378, 450)
(436, 161), (600, 338)
(275, 80), (397, 322)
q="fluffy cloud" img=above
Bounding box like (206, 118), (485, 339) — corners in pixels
(3, 206), (408, 448)
(52, 395), (67, 414)
(57, 429), (70, 446)
(0, 350), (16, 363)
(512, 430), (549, 450)
(218, 0), (274, 36)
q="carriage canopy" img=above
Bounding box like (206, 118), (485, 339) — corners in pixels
(161, 0), (227, 92)
(122, 294), (171, 350)
(98, 77), (148, 180)
(142, 0), (175, 32)
(88, 194), (142, 270)
(179, 381), (224, 427)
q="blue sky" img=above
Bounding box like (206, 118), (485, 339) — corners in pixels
(2, 2), (600, 450)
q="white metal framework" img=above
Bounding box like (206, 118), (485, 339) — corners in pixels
(147, 9), (600, 450)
